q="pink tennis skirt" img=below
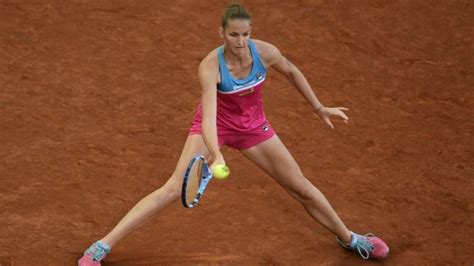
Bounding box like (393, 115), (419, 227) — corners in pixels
(189, 121), (274, 150)
(189, 84), (275, 150)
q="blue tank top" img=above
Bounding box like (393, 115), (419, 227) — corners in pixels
(217, 40), (267, 93)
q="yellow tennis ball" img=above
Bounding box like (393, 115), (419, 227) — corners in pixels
(211, 164), (230, 180)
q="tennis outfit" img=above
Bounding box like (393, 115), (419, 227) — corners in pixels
(189, 40), (275, 150)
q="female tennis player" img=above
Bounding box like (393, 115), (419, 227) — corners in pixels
(79, 3), (389, 265)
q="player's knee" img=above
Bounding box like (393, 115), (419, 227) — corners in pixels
(163, 176), (182, 202)
(149, 178), (181, 203)
(286, 177), (316, 202)
(165, 186), (181, 202)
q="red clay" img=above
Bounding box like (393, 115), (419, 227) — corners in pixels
(1, 1), (472, 265)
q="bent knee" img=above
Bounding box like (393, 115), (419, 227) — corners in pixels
(166, 179), (183, 201)
(150, 178), (182, 203)
(165, 185), (182, 202)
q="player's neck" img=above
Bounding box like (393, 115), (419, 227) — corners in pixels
(223, 46), (251, 66)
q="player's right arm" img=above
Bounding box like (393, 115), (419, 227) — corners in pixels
(198, 52), (225, 166)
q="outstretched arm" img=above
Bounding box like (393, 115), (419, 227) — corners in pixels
(198, 56), (225, 165)
(261, 42), (349, 129)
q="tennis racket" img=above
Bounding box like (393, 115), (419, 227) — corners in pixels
(181, 155), (213, 208)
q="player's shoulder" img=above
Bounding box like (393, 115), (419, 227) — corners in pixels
(198, 47), (220, 82)
(199, 47), (219, 71)
(252, 39), (281, 66)
(252, 39), (274, 48)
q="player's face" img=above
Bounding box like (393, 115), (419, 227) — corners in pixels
(221, 19), (252, 56)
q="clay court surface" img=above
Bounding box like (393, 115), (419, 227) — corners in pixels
(1, 0), (473, 265)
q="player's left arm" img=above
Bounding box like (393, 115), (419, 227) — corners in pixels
(257, 40), (349, 129)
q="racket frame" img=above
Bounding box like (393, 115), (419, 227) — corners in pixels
(181, 155), (213, 208)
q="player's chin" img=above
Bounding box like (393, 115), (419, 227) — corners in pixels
(234, 47), (245, 53)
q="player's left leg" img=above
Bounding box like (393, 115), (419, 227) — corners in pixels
(240, 134), (352, 242)
(240, 134), (389, 260)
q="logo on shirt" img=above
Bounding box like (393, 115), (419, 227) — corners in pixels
(262, 124), (269, 132)
(256, 72), (263, 81)
(239, 88), (255, 96)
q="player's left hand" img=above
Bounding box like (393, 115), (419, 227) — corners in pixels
(316, 106), (349, 129)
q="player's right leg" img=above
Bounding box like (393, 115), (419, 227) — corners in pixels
(78, 134), (208, 265)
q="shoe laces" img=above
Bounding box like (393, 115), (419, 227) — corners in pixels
(85, 241), (111, 261)
(337, 233), (375, 260)
(353, 233), (375, 260)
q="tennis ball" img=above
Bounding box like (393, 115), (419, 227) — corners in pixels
(211, 164), (230, 180)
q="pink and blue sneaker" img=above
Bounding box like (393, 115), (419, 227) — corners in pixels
(78, 241), (111, 266)
(337, 232), (389, 260)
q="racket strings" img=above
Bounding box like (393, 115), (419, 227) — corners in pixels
(185, 159), (203, 206)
